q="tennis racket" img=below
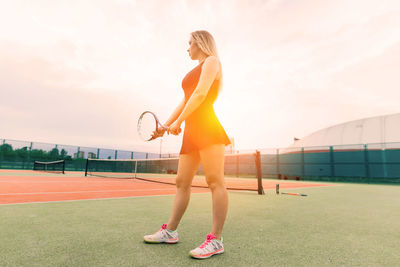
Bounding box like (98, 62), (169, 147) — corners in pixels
(137, 111), (168, 141)
(281, 192), (308, 197)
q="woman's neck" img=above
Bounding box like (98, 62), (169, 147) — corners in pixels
(198, 54), (208, 64)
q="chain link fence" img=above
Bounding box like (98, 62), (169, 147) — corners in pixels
(1, 138), (399, 183)
(0, 139), (167, 171)
(260, 142), (400, 183)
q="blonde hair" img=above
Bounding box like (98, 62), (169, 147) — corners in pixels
(190, 30), (219, 58)
(191, 30), (223, 98)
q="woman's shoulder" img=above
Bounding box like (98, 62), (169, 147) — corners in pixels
(202, 56), (220, 72)
(204, 56), (219, 65)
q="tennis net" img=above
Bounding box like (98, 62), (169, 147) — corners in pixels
(85, 151), (263, 194)
(33, 160), (65, 174)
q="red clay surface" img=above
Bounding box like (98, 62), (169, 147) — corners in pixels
(0, 170), (333, 204)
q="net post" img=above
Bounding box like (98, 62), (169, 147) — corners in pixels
(236, 152), (239, 177)
(62, 160), (65, 174)
(255, 150), (264, 195)
(85, 159), (89, 176)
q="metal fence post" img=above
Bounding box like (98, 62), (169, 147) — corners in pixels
(0, 139), (4, 168)
(330, 146), (335, 177)
(28, 142), (33, 163)
(382, 144), (387, 178)
(364, 144), (370, 182)
(301, 147), (305, 177)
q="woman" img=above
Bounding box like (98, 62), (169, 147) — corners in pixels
(144, 30), (231, 259)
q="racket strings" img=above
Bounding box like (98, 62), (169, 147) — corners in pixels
(138, 113), (158, 141)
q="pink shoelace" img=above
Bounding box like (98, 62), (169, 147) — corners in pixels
(199, 233), (217, 248)
(157, 224), (169, 233)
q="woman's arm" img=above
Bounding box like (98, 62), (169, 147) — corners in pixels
(164, 97), (186, 127)
(175, 56), (220, 125)
(151, 97), (185, 139)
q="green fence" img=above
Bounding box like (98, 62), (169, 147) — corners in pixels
(260, 143), (400, 183)
(1, 138), (400, 183)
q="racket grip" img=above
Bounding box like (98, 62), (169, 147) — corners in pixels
(160, 125), (168, 131)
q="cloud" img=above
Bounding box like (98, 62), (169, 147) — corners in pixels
(1, 0), (400, 152)
(0, 42), (149, 150)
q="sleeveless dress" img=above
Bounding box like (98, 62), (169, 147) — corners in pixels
(180, 60), (231, 154)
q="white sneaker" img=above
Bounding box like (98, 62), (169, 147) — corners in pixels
(143, 224), (178, 244)
(189, 233), (224, 259)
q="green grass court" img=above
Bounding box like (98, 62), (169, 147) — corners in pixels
(1, 181), (400, 266)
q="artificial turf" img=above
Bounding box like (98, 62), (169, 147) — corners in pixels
(1, 182), (400, 266)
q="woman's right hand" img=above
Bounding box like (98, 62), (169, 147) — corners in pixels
(167, 120), (182, 136)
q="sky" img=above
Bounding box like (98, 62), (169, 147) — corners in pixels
(1, 0), (400, 154)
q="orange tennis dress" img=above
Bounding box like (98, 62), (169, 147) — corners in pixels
(180, 60), (231, 154)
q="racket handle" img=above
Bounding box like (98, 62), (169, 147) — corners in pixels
(159, 125), (168, 131)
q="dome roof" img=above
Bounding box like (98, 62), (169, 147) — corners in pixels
(290, 113), (400, 148)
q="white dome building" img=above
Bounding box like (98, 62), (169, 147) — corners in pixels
(290, 113), (400, 148)
(272, 113), (400, 182)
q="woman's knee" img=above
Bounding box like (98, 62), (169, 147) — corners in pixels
(175, 175), (191, 190)
(206, 174), (225, 190)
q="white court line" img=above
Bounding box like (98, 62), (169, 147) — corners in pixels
(0, 192), (209, 206)
(0, 180), (134, 184)
(0, 188), (185, 196)
(0, 179), (164, 184)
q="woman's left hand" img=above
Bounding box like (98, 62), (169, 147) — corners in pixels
(168, 120), (182, 136)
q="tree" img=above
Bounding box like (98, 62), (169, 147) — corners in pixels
(60, 149), (68, 158)
(15, 147), (29, 161)
(49, 148), (60, 159)
(0, 144), (16, 160)
(30, 149), (48, 161)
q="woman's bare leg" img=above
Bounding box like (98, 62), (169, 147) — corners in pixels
(199, 144), (228, 239)
(166, 151), (200, 231)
